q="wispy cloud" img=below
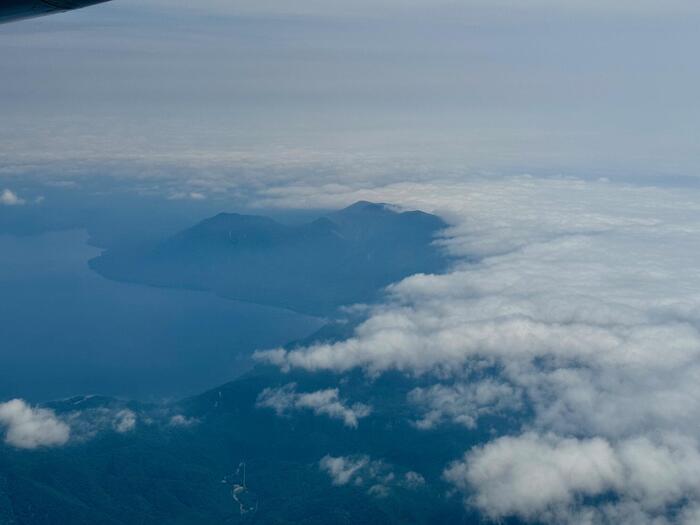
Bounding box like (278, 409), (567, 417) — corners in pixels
(319, 454), (418, 498)
(409, 380), (522, 430)
(257, 383), (371, 428)
(113, 409), (137, 433)
(320, 455), (371, 486)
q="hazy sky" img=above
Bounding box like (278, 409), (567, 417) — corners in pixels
(2, 0), (700, 181)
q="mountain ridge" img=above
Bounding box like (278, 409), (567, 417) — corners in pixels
(89, 201), (450, 316)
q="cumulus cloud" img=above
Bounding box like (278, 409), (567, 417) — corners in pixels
(0, 189), (25, 206)
(0, 399), (70, 449)
(256, 383), (371, 428)
(445, 432), (700, 525)
(256, 176), (700, 523)
(444, 433), (623, 521)
(409, 379), (522, 429)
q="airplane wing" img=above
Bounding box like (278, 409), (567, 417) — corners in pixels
(0, 0), (111, 24)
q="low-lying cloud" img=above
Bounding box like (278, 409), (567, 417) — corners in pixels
(0, 399), (70, 449)
(256, 175), (700, 523)
(319, 454), (423, 497)
(113, 409), (137, 433)
(0, 398), (178, 449)
(445, 432), (700, 525)
(0, 189), (25, 206)
(408, 380), (522, 430)
(320, 455), (372, 486)
(257, 384), (371, 428)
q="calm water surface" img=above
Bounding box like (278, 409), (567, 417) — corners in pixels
(0, 230), (323, 402)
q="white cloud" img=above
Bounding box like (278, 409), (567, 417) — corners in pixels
(256, 176), (700, 523)
(61, 404), (144, 440)
(257, 383), (371, 428)
(113, 409), (137, 433)
(63, 404), (187, 439)
(409, 380), (522, 429)
(445, 432), (700, 525)
(0, 189), (25, 206)
(445, 433), (623, 521)
(0, 399), (70, 449)
(320, 455), (370, 486)
(167, 191), (206, 201)
(402, 471), (425, 489)
(319, 454), (400, 498)
(169, 414), (199, 427)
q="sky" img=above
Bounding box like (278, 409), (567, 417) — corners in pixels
(4, 2), (700, 524)
(2, 0), (700, 182)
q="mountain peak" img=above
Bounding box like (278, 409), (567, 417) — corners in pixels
(90, 201), (449, 315)
(340, 201), (391, 213)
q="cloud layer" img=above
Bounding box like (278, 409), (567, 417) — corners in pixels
(5, 0), (700, 183)
(257, 176), (700, 523)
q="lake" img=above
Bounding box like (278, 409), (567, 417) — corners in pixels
(0, 230), (323, 402)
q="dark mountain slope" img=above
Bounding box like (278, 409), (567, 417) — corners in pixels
(0, 366), (490, 525)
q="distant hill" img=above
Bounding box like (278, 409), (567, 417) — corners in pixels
(89, 202), (450, 315)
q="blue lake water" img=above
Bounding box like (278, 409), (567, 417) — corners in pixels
(0, 230), (323, 402)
